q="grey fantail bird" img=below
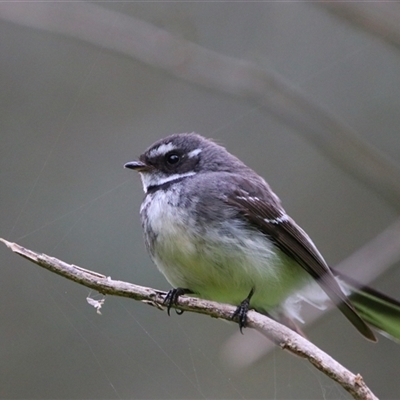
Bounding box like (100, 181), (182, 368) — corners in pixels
(125, 133), (400, 342)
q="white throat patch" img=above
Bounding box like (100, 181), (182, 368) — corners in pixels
(140, 171), (197, 193)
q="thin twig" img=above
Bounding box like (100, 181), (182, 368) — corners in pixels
(1, 238), (377, 400)
(319, 2), (400, 51)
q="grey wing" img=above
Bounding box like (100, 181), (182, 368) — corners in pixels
(225, 181), (376, 341)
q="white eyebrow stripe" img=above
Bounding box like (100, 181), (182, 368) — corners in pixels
(148, 142), (177, 158)
(188, 148), (202, 158)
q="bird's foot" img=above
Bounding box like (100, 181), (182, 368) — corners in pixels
(163, 288), (192, 316)
(232, 288), (255, 334)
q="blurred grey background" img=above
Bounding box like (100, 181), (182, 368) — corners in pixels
(1, 2), (400, 399)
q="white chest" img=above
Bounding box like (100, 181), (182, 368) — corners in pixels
(141, 190), (198, 255)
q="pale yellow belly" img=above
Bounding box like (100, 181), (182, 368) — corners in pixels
(152, 224), (310, 312)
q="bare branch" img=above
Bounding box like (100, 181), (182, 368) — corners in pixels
(1, 238), (377, 400)
(319, 3), (400, 51)
(1, 3), (400, 208)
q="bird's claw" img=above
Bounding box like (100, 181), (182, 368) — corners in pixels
(232, 288), (255, 334)
(232, 299), (250, 334)
(163, 288), (191, 316)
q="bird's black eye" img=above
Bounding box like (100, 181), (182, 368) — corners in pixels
(166, 153), (180, 165)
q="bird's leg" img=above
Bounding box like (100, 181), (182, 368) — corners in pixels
(232, 288), (255, 333)
(163, 287), (193, 315)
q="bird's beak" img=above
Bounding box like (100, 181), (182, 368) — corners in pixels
(124, 161), (149, 172)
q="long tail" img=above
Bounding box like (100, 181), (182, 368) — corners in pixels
(334, 269), (400, 342)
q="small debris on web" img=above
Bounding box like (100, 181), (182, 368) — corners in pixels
(86, 295), (106, 315)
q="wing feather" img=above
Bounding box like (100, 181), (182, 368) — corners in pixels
(226, 186), (376, 341)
